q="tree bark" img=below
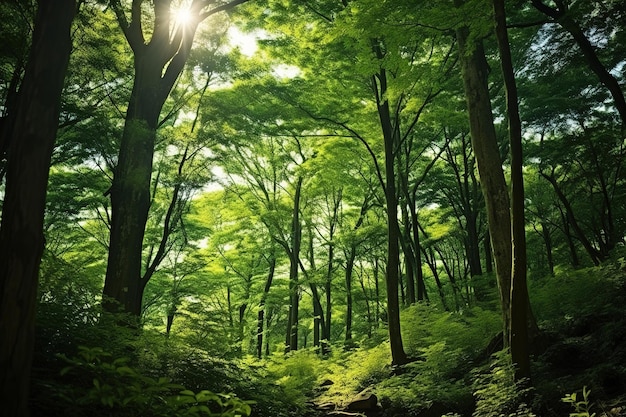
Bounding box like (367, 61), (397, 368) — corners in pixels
(344, 246), (356, 341)
(285, 177), (303, 351)
(400, 205), (416, 305)
(484, 233), (493, 273)
(257, 255), (276, 358)
(372, 58), (408, 365)
(540, 222), (555, 275)
(493, 0), (531, 381)
(0, 2), (76, 415)
(455, 18), (512, 345)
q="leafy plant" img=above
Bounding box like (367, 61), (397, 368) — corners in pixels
(562, 387), (596, 417)
(54, 346), (252, 417)
(472, 350), (535, 417)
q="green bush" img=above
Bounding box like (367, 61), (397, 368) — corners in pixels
(472, 351), (535, 417)
(265, 349), (322, 406)
(45, 346), (252, 417)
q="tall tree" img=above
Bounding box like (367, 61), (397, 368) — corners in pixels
(103, 0), (248, 316)
(493, 0), (531, 381)
(454, 0), (513, 344)
(0, 1), (77, 415)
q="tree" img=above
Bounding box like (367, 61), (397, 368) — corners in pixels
(0, 1), (77, 415)
(492, 0), (530, 381)
(103, 0), (248, 317)
(454, 0), (513, 344)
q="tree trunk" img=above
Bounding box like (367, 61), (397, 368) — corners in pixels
(103, 0), (246, 317)
(455, 18), (512, 346)
(257, 255), (276, 358)
(541, 171), (603, 265)
(541, 222), (555, 275)
(344, 246), (356, 341)
(285, 177), (303, 351)
(0, 2), (76, 415)
(324, 243), (333, 354)
(374, 65), (409, 364)
(493, 0), (531, 382)
(103, 49), (171, 316)
(426, 246), (450, 310)
(400, 205), (416, 304)
(484, 234), (493, 273)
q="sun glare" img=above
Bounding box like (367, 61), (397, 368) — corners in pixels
(173, 8), (192, 26)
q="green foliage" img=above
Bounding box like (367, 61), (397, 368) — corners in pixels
(313, 342), (391, 406)
(265, 349), (322, 405)
(401, 303), (502, 361)
(529, 259), (626, 331)
(51, 346), (252, 417)
(562, 387), (596, 417)
(472, 351), (535, 417)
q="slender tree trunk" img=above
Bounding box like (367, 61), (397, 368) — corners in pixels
(408, 199), (427, 301)
(374, 257), (381, 327)
(344, 247), (355, 341)
(493, 0), (531, 382)
(484, 234), (493, 273)
(541, 222), (555, 275)
(422, 246), (449, 311)
(542, 171), (602, 265)
(558, 206), (580, 267)
(257, 256), (276, 358)
(371, 45), (408, 365)
(286, 177), (303, 351)
(399, 214), (416, 305)
(455, 17), (512, 346)
(324, 244), (333, 354)
(0, 2), (76, 415)
(359, 271), (373, 338)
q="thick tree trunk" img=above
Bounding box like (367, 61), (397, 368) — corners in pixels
(493, 0), (531, 382)
(103, 50), (168, 316)
(455, 21), (512, 345)
(104, 0), (247, 317)
(0, 2), (76, 415)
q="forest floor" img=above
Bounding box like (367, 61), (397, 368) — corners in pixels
(304, 309), (626, 417)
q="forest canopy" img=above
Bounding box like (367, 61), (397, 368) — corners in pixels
(1, 0), (626, 416)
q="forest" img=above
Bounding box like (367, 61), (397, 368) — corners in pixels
(1, 0), (625, 416)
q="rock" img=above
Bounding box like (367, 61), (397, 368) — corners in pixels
(346, 389), (378, 412)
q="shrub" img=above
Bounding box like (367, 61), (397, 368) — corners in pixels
(42, 346), (252, 417)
